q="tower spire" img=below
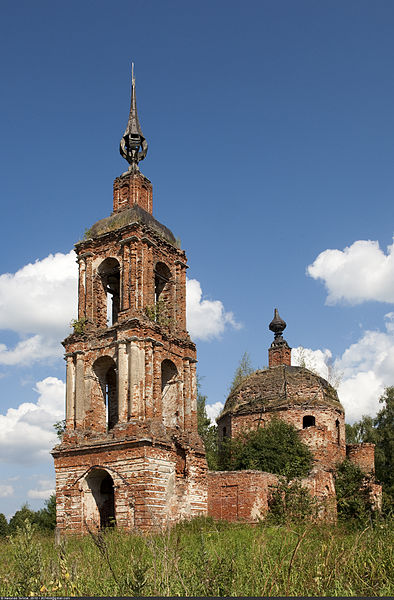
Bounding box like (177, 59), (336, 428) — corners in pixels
(119, 63), (148, 174)
(268, 308), (291, 367)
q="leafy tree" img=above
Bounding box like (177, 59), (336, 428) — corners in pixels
(8, 504), (37, 534)
(0, 512), (8, 537)
(35, 494), (56, 531)
(345, 386), (394, 511)
(197, 381), (219, 470)
(218, 419), (313, 479)
(229, 352), (254, 393)
(335, 459), (372, 523)
(54, 419), (66, 440)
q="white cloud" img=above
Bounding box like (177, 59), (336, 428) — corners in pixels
(292, 347), (333, 380)
(28, 478), (54, 500)
(0, 484), (14, 497)
(0, 251), (77, 366)
(292, 314), (394, 423)
(206, 401), (224, 425)
(0, 377), (65, 465)
(307, 239), (394, 305)
(186, 278), (240, 340)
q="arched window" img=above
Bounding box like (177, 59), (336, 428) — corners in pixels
(153, 262), (172, 323)
(161, 359), (178, 427)
(98, 258), (120, 326)
(93, 356), (118, 430)
(303, 415), (316, 428)
(84, 469), (115, 529)
(335, 419), (340, 444)
(222, 426), (227, 439)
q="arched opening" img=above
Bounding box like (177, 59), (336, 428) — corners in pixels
(98, 258), (120, 326)
(335, 419), (340, 444)
(93, 356), (118, 430)
(154, 262), (172, 323)
(161, 359), (178, 427)
(303, 415), (316, 428)
(85, 469), (115, 529)
(222, 426), (227, 439)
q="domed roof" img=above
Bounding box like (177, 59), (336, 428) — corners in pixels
(219, 365), (343, 420)
(86, 204), (179, 247)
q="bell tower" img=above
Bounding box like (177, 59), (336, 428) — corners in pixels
(52, 67), (208, 533)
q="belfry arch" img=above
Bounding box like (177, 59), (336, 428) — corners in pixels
(92, 356), (118, 430)
(161, 359), (179, 427)
(98, 257), (120, 326)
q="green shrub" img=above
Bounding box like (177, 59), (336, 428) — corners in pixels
(267, 478), (318, 524)
(335, 460), (373, 524)
(218, 419), (313, 479)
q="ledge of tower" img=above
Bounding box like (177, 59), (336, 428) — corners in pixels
(86, 204), (179, 247)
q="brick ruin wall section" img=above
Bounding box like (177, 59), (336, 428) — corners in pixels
(346, 443), (376, 475)
(220, 408), (346, 470)
(54, 443), (207, 534)
(207, 469), (337, 523)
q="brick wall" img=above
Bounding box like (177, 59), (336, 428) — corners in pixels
(219, 407), (346, 470)
(346, 443), (376, 475)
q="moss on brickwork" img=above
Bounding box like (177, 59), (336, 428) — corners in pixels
(221, 365), (343, 417)
(87, 204), (179, 246)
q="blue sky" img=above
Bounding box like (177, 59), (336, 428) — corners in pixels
(1, 0), (394, 517)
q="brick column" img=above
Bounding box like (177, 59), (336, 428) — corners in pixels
(113, 172), (153, 214)
(144, 338), (154, 418)
(117, 341), (128, 422)
(84, 253), (94, 323)
(74, 352), (85, 427)
(268, 340), (291, 367)
(183, 358), (191, 430)
(175, 260), (187, 332)
(65, 354), (75, 429)
(128, 339), (145, 419)
(77, 257), (86, 320)
(152, 341), (164, 419)
(190, 359), (198, 431)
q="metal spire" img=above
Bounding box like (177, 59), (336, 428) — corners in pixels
(119, 63), (148, 173)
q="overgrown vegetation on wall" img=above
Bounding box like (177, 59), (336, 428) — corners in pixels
(218, 420), (313, 478)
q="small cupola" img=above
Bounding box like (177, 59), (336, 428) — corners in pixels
(268, 308), (292, 367)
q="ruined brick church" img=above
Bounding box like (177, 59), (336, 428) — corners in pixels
(52, 71), (380, 532)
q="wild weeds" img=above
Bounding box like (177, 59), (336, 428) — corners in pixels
(0, 516), (392, 596)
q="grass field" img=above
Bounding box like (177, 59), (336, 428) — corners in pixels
(0, 517), (392, 597)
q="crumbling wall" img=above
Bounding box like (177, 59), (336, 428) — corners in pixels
(346, 443), (376, 475)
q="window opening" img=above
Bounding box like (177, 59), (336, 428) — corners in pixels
(303, 415), (315, 428)
(161, 359), (178, 427)
(98, 258), (120, 326)
(335, 419), (340, 444)
(93, 356), (118, 431)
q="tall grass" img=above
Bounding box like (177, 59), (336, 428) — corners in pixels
(0, 517), (392, 596)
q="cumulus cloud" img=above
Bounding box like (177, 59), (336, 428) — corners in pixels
(0, 484), (14, 497)
(206, 401), (224, 425)
(0, 251), (77, 365)
(0, 377), (65, 465)
(307, 239), (394, 305)
(292, 314), (394, 423)
(28, 479), (55, 500)
(292, 347), (333, 380)
(186, 278), (240, 340)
